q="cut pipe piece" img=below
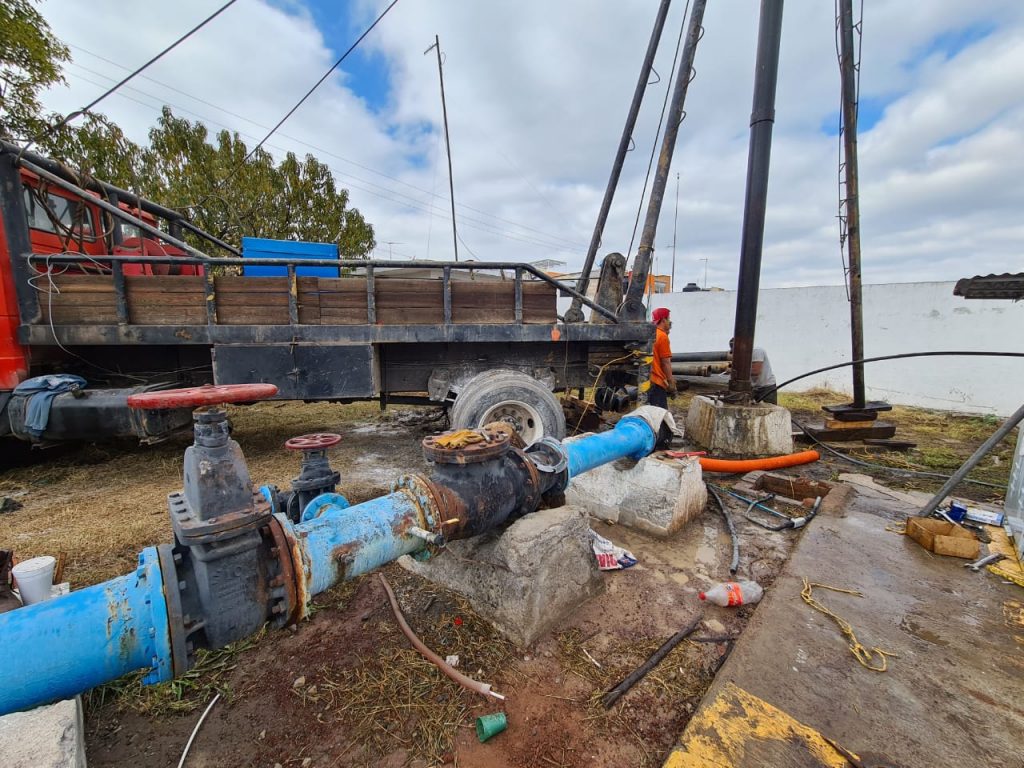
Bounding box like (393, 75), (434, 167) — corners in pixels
(699, 450), (820, 474)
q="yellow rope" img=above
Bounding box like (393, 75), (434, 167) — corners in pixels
(800, 578), (897, 672)
(572, 350), (645, 434)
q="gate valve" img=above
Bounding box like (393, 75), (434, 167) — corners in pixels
(282, 433), (343, 523)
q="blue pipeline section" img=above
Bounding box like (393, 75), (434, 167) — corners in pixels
(285, 490), (427, 598)
(0, 547), (172, 714)
(565, 416), (657, 479)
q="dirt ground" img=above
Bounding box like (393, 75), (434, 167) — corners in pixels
(0, 390), (1017, 767)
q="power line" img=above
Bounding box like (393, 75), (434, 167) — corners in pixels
(26, 0), (238, 150)
(218, 0), (401, 184)
(67, 44), (589, 251)
(60, 66), (584, 253)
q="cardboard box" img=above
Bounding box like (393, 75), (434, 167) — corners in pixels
(906, 516), (980, 559)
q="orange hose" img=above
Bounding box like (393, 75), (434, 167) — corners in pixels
(699, 450), (820, 474)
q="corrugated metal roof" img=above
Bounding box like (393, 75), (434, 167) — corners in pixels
(953, 273), (1024, 301)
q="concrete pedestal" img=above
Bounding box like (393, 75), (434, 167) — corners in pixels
(686, 395), (793, 456)
(399, 505), (602, 647)
(0, 697), (86, 768)
(564, 454), (706, 537)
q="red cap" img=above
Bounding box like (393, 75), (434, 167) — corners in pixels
(652, 307), (670, 324)
(697, 591), (706, 601)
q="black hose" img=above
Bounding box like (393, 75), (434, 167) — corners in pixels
(706, 484), (740, 574)
(747, 350), (1023, 490)
(754, 350), (1024, 404)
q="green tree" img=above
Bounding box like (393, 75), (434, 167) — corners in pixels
(143, 108), (375, 255)
(0, 0), (70, 142)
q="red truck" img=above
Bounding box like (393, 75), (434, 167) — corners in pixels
(0, 142), (651, 447)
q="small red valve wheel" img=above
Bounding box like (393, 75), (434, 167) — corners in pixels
(285, 433), (342, 451)
(127, 383), (279, 410)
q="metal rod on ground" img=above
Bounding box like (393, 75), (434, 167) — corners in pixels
(620, 0), (708, 320)
(426, 35), (459, 262)
(838, 0), (866, 408)
(918, 401), (1024, 518)
(565, 0), (674, 323)
(727, 0), (784, 399)
(601, 612), (703, 708)
(706, 484), (740, 574)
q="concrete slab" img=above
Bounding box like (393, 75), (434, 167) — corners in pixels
(0, 697), (86, 768)
(665, 482), (1024, 767)
(564, 454), (706, 537)
(399, 505), (602, 646)
(686, 396), (793, 457)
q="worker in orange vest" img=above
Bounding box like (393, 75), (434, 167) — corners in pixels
(648, 307), (676, 409)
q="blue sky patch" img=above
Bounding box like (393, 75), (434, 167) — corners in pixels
(280, 0), (393, 113)
(919, 21), (998, 62)
(819, 94), (888, 136)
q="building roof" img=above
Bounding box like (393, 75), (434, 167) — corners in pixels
(953, 273), (1024, 301)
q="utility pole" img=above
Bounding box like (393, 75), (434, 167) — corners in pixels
(806, 0), (894, 439)
(425, 35), (458, 262)
(671, 172), (680, 292)
(838, 0), (864, 408)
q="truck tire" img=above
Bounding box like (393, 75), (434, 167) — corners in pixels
(450, 370), (565, 444)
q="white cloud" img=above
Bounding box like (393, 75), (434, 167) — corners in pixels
(34, 0), (1024, 286)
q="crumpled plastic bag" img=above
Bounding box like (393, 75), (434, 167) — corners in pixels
(589, 530), (638, 570)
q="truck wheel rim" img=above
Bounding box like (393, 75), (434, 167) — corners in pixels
(480, 400), (544, 444)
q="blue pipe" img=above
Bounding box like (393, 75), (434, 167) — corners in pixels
(0, 547), (172, 714)
(0, 411), (659, 715)
(286, 490), (428, 599)
(565, 416), (657, 479)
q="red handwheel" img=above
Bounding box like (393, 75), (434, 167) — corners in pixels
(285, 433), (342, 451)
(127, 383), (279, 410)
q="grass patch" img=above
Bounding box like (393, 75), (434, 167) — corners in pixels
(84, 625), (268, 717)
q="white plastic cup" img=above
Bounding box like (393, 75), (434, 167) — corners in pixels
(12, 556), (57, 605)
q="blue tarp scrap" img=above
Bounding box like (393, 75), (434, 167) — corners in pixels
(12, 375), (87, 437)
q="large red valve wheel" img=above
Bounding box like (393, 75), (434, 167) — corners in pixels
(285, 433), (342, 451)
(127, 383), (279, 410)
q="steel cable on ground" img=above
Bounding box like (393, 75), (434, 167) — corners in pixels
(750, 350), (1024, 489)
(23, 0), (239, 151)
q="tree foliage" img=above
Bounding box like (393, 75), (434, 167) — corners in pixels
(2, 4), (375, 257)
(45, 108), (376, 257)
(0, 0), (70, 141)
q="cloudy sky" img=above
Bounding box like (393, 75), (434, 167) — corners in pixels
(35, 0), (1024, 290)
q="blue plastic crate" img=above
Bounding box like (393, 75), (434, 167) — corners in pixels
(241, 237), (340, 277)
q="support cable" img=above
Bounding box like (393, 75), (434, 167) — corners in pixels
(213, 0), (400, 187)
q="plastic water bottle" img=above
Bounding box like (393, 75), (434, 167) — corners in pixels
(698, 580), (763, 607)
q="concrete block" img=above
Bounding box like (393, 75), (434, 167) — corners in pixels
(399, 505), (602, 647)
(0, 697), (86, 768)
(686, 395), (793, 457)
(564, 454), (706, 537)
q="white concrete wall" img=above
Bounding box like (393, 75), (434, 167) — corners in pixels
(639, 281), (1024, 416)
